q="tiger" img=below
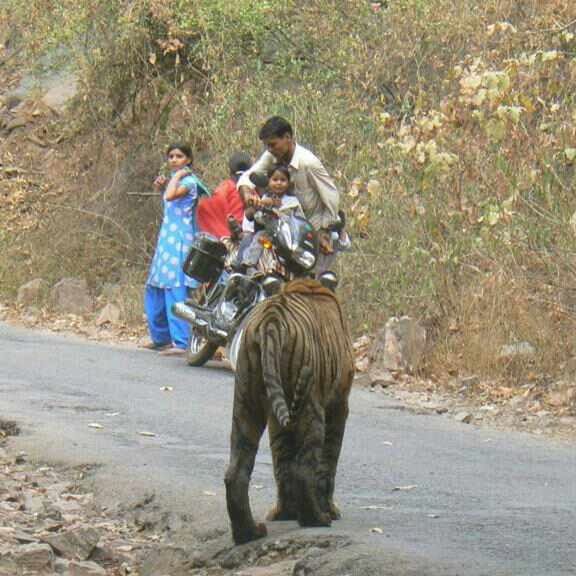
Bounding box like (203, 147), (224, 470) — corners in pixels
(224, 278), (355, 545)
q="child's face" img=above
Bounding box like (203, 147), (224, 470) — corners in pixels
(167, 148), (191, 171)
(269, 170), (290, 196)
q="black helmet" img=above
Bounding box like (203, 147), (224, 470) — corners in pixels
(228, 151), (253, 178)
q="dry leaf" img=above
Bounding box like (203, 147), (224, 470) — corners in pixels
(88, 423), (103, 430)
(370, 527), (384, 534)
(203, 491), (217, 497)
(138, 431), (156, 437)
(392, 485), (418, 492)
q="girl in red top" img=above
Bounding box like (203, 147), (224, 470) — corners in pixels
(196, 152), (252, 238)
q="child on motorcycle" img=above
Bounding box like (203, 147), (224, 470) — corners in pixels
(239, 164), (304, 271)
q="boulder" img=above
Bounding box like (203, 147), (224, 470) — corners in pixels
(43, 527), (100, 560)
(68, 560), (107, 576)
(50, 278), (93, 315)
(17, 278), (49, 307)
(13, 543), (54, 572)
(369, 317), (427, 373)
(95, 303), (121, 327)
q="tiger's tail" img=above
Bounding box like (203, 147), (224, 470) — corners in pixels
(261, 323), (312, 429)
(290, 366), (313, 421)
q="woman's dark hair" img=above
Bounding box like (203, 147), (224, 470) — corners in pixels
(166, 143), (193, 165)
(259, 116), (293, 141)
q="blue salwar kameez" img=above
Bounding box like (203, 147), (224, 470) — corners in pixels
(144, 174), (199, 349)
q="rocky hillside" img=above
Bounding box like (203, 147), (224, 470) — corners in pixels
(1, 1), (576, 404)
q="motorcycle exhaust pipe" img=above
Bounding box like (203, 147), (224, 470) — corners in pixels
(172, 302), (197, 323)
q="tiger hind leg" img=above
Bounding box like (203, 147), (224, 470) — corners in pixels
(225, 407), (268, 544)
(266, 421), (298, 521)
(320, 398), (350, 520)
(294, 406), (331, 528)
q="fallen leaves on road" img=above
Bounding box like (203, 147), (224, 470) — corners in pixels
(87, 423), (103, 430)
(138, 431), (156, 438)
(392, 485), (418, 492)
(370, 527), (384, 534)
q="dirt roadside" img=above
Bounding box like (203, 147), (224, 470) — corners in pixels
(1, 419), (402, 576)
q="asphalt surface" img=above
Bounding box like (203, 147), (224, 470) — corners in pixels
(1, 322), (575, 575)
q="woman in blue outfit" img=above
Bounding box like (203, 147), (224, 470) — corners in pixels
(143, 143), (204, 356)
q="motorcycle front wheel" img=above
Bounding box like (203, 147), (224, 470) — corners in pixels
(187, 331), (219, 367)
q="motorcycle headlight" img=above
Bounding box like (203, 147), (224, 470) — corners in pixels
(294, 250), (316, 270)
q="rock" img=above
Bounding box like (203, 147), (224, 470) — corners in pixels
(5, 116), (28, 132)
(22, 306), (41, 325)
(546, 383), (575, 408)
(499, 341), (536, 360)
(140, 546), (191, 576)
(354, 356), (370, 373)
(100, 283), (123, 302)
(455, 412), (473, 424)
(17, 278), (49, 307)
(54, 557), (71, 574)
(50, 278), (93, 315)
(236, 562), (296, 575)
(23, 492), (45, 515)
(43, 527), (100, 560)
(68, 560), (107, 576)
(368, 368), (396, 388)
(41, 74), (78, 112)
(95, 303), (121, 327)
(369, 316), (427, 373)
(459, 375), (480, 389)
(13, 543), (54, 572)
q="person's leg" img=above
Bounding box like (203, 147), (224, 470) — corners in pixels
(315, 251), (338, 277)
(144, 285), (171, 347)
(242, 232), (264, 267)
(165, 285), (191, 350)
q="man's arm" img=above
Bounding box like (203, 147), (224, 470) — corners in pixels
(308, 159), (340, 229)
(237, 150), (276, 202)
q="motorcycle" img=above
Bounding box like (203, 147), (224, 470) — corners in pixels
(172, 200), (322, 369)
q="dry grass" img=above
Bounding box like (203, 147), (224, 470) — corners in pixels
(1, 0), (576, 386)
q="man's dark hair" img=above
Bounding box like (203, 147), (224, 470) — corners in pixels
(259, 116), (293, 141)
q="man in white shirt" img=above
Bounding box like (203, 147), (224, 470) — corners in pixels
(238, 116), (341, 274)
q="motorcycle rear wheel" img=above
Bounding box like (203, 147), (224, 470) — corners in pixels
(187, 331), (219, 367)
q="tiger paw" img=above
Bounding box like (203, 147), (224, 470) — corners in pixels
(232, 522), (267, 545)
(328, 501), (342, 520)
(266, 504), (298, 521)
(299, 511), (332, 528)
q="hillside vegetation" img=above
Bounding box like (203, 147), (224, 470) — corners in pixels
(1, 0), (576, 384)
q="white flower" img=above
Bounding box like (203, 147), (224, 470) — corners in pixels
(167, 236), (175, 245)
(170, 257), (179, 266)
(169, 223), (178, 232)
(168, 271), (176, 280)
(161, 266), (168, 275)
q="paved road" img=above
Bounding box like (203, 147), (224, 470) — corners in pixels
(1, 322), (575, 575)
